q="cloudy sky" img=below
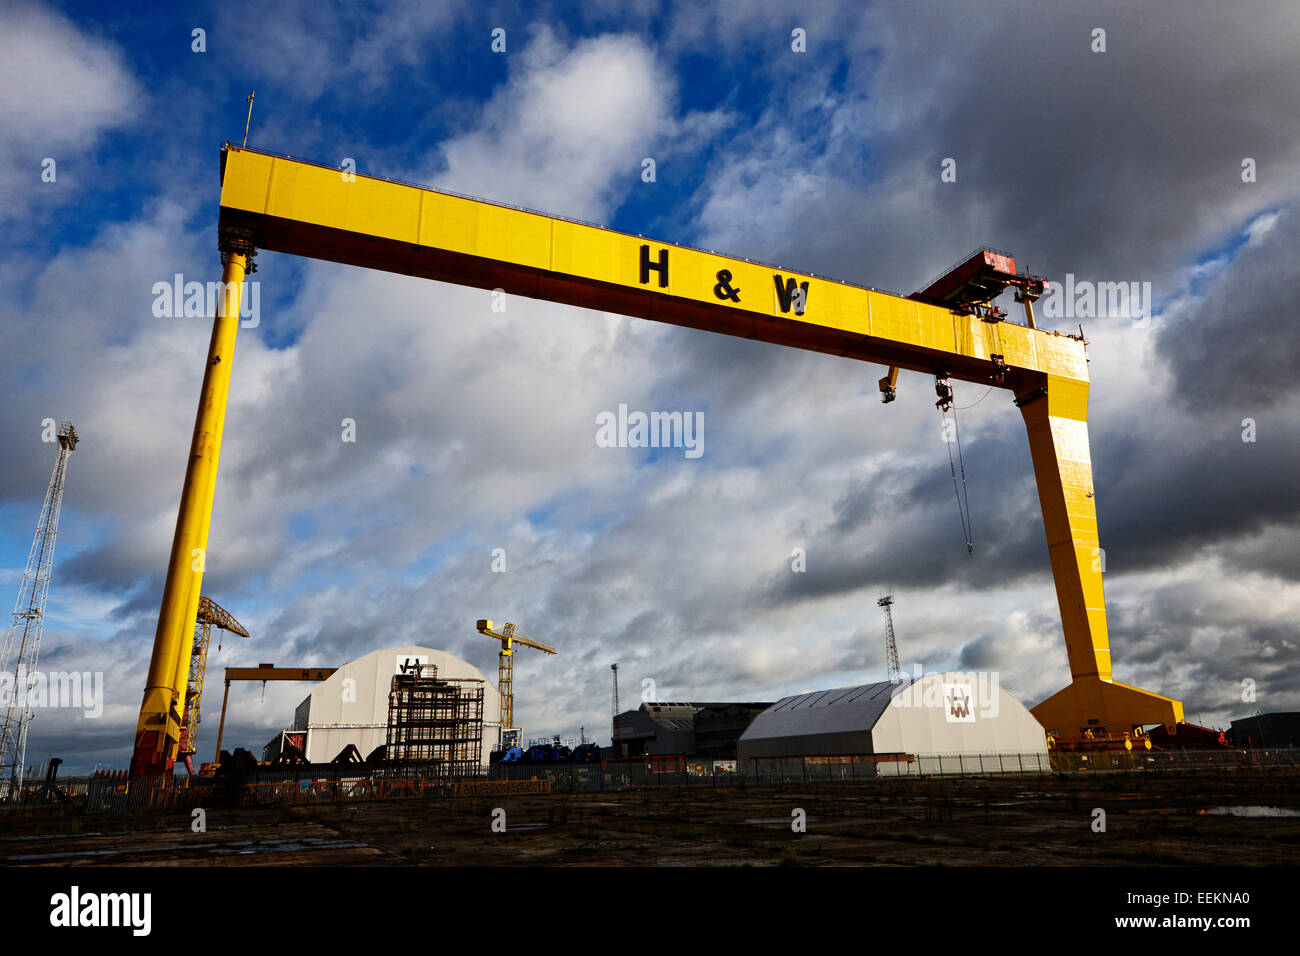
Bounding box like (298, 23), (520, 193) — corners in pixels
(2, 0), (1298, 773)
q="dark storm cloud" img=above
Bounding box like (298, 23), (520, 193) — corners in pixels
(755, 421), (1054, 605)
(757, 380), (1300, 611)
(777, 1), (1300, 291)
(60, 541), (153, 593)
(667, 0), (1300, 607)
(1106, 583), (1300, 718)
(1160, 206), (1300, 409)
(1098, 405), (1300, 577)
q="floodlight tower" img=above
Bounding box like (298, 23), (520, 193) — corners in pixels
(0, 423), (78, 799)
(610, 663), (620, 749)
(878, 594), (902, 684)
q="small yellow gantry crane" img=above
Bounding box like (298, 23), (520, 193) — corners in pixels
(178, 595), (250, 774)
(476, 620), (556, 750)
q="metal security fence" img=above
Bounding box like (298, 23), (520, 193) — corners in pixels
(14, 747), (1300, 814)
(907, 753), (1052, 776)
(741, 752), (1052, 783)
(1049, 746), (1300, 773)
(496, 754), (1045, 788)
(80, 763), (548, 814)
(492, 763), (607, 792)
(85, 770), (215, 814)
(0, 774), (94, 805)
(744, 748), (1300, 780)
(496, 747), (1300, 790)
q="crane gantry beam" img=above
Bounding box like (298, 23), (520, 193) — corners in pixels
(129, 145), (1182, 775)
(212, 665), (338, 766)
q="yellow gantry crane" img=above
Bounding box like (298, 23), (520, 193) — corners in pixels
(177, 595), (249, 774)
(129, 145), (1186, 775)
(476, 619), (556, 748)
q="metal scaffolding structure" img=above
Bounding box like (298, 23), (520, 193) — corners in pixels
(0, 422), (78, 801)
(385, 664), (484, 777)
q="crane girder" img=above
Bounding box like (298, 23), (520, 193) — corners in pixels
(476, 619), (556, 744)
(127, 145), (1184, 776)
(477, 619), (557, 655)
(178, 595), (251, 767)
(196, 594), (250, 637)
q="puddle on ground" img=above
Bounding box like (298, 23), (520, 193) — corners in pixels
(743, 817), (819, 825)
(206, 837), (370, 855)
(6, 834), (370, 862)
(0, 831), (107, 843)
(1202, 806), (1300, 818)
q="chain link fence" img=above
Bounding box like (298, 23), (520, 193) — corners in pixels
(5, 747), (1297, 811)
(491, 747), (1300, 791)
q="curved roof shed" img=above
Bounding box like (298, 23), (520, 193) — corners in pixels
(737, 672), (1047, 770)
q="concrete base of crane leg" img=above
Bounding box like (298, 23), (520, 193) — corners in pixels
(1032, 676), (1184, 742)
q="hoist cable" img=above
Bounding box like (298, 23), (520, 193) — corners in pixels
(956, 385), (993, 410)
(941, 386), (975, 555)
(951, 403), (974, 555)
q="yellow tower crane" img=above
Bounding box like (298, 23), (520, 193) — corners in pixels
(177, 595), (250, 774)
(476, 619), (556, 750)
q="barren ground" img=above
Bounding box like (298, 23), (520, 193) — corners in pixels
(2, 768), (1297, 866)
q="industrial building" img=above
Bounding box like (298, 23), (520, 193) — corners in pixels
(737, 672), (1048, 774)
(1231, 712), (1300, 748)
(265, 646), (501, 766)
(612, 701), (772, 758)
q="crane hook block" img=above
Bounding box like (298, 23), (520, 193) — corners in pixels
(934, 376), (954, 412)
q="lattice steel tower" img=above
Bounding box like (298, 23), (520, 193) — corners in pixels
(610, 663), (619, 745)
(878, 594), (902, 684)
(0, 422), (78, 799)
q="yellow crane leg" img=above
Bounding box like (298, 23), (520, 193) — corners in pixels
(1018, 379), (1183, 739)
(130, 249), (250, 777)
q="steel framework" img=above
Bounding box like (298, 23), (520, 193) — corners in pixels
(177, 595), (250, 772)
(0, 422), (77, 799)
(878, 595), (902, 684)
(611, 663), (620, 749)
(385, 664), (484, 777)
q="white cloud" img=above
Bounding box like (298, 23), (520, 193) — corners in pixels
(1245, 210), (1280, 246)
(0, 2), (139, 221)
(432, 28), (731, 223)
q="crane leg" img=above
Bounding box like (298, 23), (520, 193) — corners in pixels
(214, 680), (231, 766)
(130, 245), (251, 777)
(1017, 379), (1183, 740)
